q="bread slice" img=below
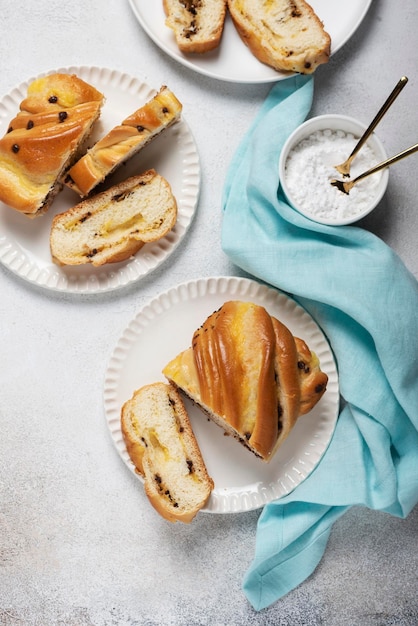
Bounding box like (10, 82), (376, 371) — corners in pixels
(50, 169), (177, 267)
(0, 73), (104, 217)
(227, 0), (331, 74)
(163, 0), (227, 53)
(64, 86), (182, 198)
(121, 382), (214, 523)
(163, 301), (328, 462)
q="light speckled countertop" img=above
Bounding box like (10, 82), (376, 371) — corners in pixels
(0, 1), (417, 624)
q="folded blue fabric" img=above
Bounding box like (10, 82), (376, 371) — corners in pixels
(221, 74), (418, 611)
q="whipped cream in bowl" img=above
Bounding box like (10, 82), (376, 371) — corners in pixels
(279, 114), (389, 226)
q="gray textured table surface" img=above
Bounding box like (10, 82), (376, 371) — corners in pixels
(0, 1), (417, 625)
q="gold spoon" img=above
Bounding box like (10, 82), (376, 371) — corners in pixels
(334, 76), (408, 178)
(331, 140), (418, 195)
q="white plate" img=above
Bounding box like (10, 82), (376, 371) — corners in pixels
(104, 276), (339, 514)
(0, 66), (200, 294)
(128, 0), (373, 84)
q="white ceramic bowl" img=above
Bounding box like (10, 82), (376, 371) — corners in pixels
(278, 114), (389, 225)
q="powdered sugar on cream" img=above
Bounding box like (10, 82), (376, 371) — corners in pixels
(284, 129), (382, 222)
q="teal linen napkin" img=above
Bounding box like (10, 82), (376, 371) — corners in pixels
(221, 74), (418, 611)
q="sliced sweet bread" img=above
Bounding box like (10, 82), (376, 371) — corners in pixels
(163, 0), (227, 53)
(121, 382), (214, 523)
(227, 0), (331, 74)
(50, 169), (177, 266)
(64, 86), (182, 198)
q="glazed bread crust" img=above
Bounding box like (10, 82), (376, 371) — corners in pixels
(0, 73), (104, 216)
(121, 382), (214, 523)
(163, 301), (328, 462)
(65, 86), (182, 198)
(50, 169), (177, 267)
(227, 0), (331, 74)
(163, 0), (227, 53)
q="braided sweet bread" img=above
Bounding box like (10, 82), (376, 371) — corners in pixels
(163, 300), (328, 462)
(0, 73), (104, 216)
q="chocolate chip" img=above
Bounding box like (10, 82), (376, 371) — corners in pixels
(298, 361), (310, 374)
(48, 95), (58, 103)
(58, 111), (68, 122)
(12, 144), (19, 153)
(79, 212), (92, 224)
(112, 190), (131, 202)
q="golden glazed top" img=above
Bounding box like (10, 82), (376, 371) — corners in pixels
(164, 300), (328, 461)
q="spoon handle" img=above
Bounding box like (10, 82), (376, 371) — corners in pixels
(346, 76), (408, 160)
(353, 141), (418, 184)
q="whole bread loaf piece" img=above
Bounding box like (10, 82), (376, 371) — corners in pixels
(163, 0), (227, 53)
(227, 0), (331, 74)
(163, 300), (328, 462)
(121, 382), (214, 523)
(64, 86), (182, 198)
(0, 73), (104, 217)
(50, 169), (177, 267)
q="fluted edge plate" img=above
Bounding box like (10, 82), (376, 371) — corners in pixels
(104, 276), (340, 514)
(0, 66), (200, 294)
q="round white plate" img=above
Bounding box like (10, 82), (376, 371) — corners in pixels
(0, 66), (200, 294)
(104, 276), (340, 514)
(128, 0), (373, 84)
